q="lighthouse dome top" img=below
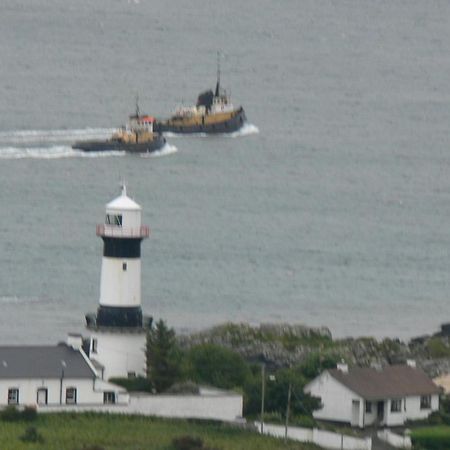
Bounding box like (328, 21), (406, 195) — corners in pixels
(106, 185), (141, 212)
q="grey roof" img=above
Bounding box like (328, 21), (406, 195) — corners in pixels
(329, 365), (441, 400)
(0, 344), (95, 379)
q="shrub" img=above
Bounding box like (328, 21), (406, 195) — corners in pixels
(19, 426), (44, 443)
(0, 405), (22, 422)
(109, 376), (153, 393)
(0, 405), (38, 422)
(166, 381), (200, 395)
(426, 338), (450, 358)
(173, 435), (203, 450)
(21, 406), (38, 421)
(186, 344), (251, 390)
(80, 446), (106, 450)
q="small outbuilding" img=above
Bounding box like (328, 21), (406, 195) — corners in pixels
(304, 362), (440, 428)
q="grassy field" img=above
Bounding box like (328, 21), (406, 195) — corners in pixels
(0, 413), (321, 450)
(411, 425), (450, 450)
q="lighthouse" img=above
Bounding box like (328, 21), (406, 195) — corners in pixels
(86, 185), (151, 380)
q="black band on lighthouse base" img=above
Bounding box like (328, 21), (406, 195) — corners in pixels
(96, 305), (143, 327)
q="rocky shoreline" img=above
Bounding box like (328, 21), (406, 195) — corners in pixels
(177, 322), (450, 378)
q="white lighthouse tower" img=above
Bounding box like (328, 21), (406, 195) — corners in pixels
(86, 185), (151, 380)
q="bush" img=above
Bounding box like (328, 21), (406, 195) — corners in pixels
(0, 405), (38, 422)
(21, 406), (38, 421)
(173, 435), (204, 450)
(166, 381), (200, 395)
(186, 344), (251, 390)
(426, 338), (450, 358)
(109, 376), (153, 393)
(0, 406), (22, 422)
(79, 446), (106, 450)
(19, 426), (44, 443)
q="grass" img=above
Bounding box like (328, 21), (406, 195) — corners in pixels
(411, 425), (450, 450)
(0, 412), (321, 450)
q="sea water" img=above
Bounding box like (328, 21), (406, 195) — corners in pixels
(1, 0), (450, 343)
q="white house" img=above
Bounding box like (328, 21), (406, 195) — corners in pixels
(0, 340), (127, 408)
(304, 362), (440, 428)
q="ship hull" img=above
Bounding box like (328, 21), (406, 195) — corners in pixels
(73, 135), (166, 153)
(154, 107), (246, 134)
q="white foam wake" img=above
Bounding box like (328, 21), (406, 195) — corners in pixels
(0, 128), (115, 145)
(0, 127), (177, 160)
(140, 142), (178, 158)
(228, 123), (259, 137)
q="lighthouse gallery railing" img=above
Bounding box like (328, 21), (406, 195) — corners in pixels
(96, 224), (150, 238)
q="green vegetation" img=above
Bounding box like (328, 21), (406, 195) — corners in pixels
(411, 426), (450, 450)
(185, 344), (251, 390)
(147, 319), (183, 392)
(144, 321), (327, 425)
(0, 413), (320, 450)
(109, 376), (153, 393)
(426, 338), (450, 358)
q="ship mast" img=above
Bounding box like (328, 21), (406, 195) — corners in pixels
(135, 94), (140, 117)
(215, 51), (221, 97)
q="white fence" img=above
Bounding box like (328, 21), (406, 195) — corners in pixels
(377, 429), (412, 449)
(257, 422), (372, 450)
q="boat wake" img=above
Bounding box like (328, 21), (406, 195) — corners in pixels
(163, 122), (259, 138)
(140, 142), (178, 158)
(0, 128), (174, 160)
(229, 123), (259, 137)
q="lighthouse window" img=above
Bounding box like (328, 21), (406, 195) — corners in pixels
(122, 262), (127, 271)
(105, 214), (123, 227)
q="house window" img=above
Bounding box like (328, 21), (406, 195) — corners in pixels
(390, 399), (402, 412)
(127, 371), (136, 378)
(365, 401), (372, 413)
(37, 388), (48, 405)
(420, 395), (432, 410)
(103, 391), (116, 404)
(66, 387), (77, 404)
(7, 388), (19, 405)
(91, 338), (98, 354)
(122, 262), (127, 271)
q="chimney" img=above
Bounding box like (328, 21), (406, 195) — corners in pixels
(67, 333), (83, 350)
(406, 359), (416, 368)
(337, 362), (349, 373)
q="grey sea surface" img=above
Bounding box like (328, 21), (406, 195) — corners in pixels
(1, 0), (450, 344)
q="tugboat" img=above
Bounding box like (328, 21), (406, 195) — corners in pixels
(73, 101), (166, 154)
(154, 58), (246, 134)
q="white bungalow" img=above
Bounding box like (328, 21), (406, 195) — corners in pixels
(304, 362), (441, 428)
(0, 336), (126, 408)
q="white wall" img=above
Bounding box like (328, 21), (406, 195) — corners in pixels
(377, 429), (412, 449)
(90, 331), (146, 380)
(305, 371), (363, 426)
(0, 378), (115, 407)
(38, 390), (243, 423)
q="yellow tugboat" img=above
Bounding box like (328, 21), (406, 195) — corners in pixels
(73, 101), (166, 153)
(154, 58), (246, 134)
